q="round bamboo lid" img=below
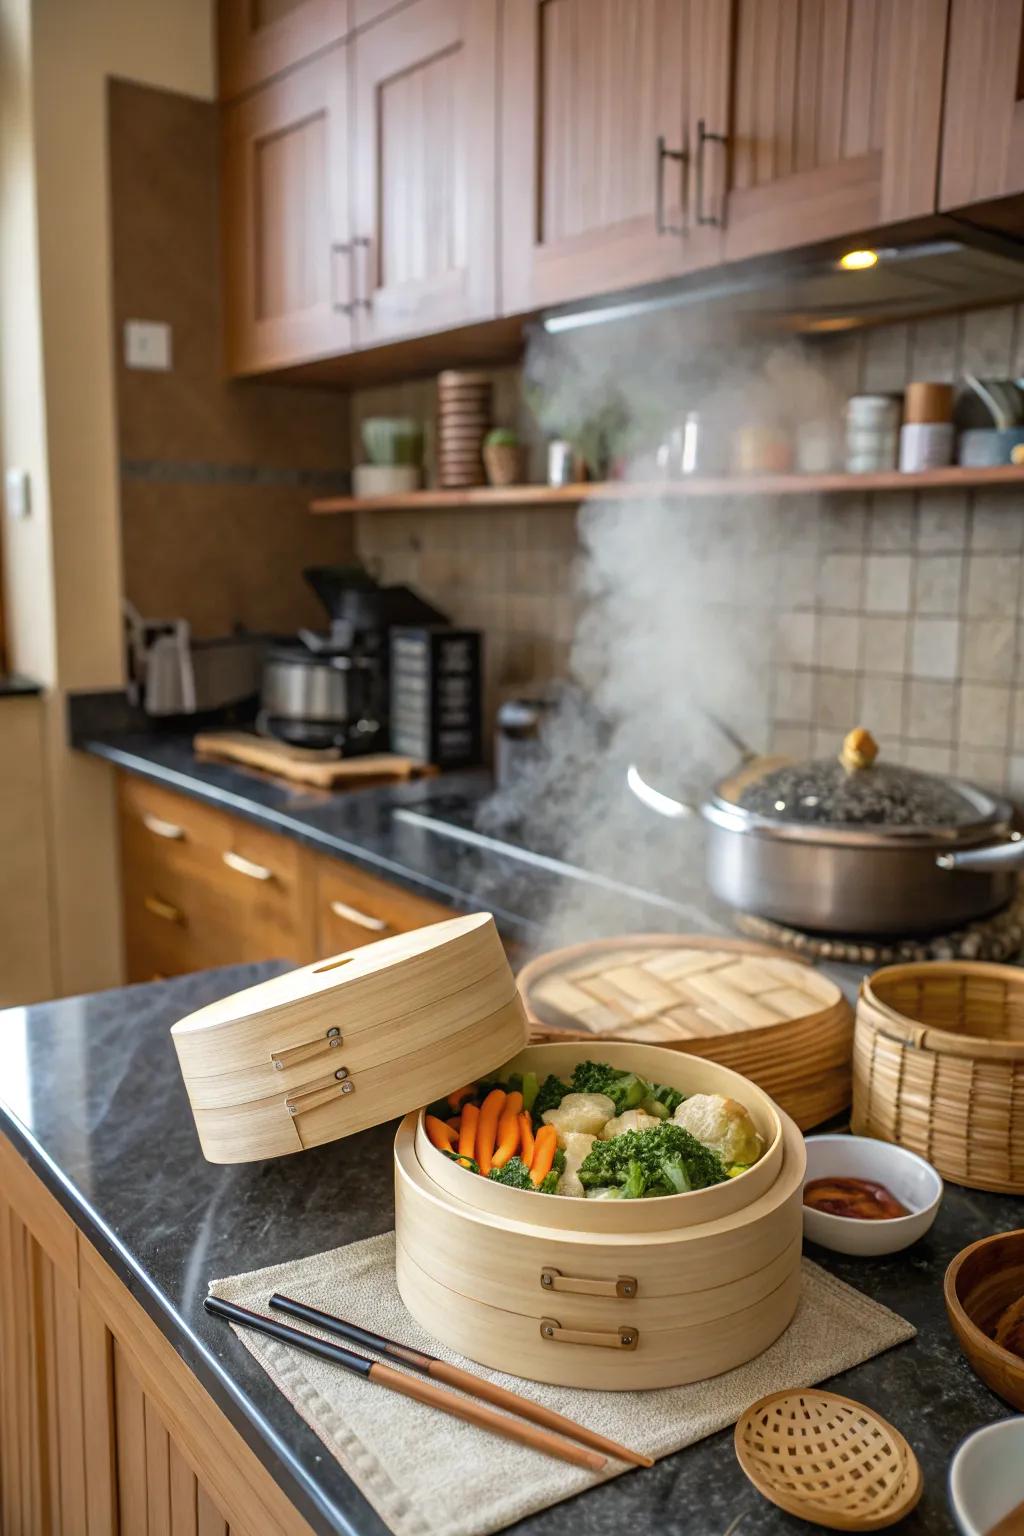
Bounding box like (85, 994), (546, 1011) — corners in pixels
(517, 934), (853, 1130)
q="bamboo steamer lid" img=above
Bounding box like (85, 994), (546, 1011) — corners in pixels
(517, 935), (853, 1130)
(171, 913), (528, 1164)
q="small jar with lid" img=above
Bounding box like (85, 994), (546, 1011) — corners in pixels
(899, 381), (954, 472)
(845, 395), (901, 473)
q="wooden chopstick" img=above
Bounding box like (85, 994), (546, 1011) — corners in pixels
(204, 1295), (607, 1472)
(269, 1291), (653, 1469)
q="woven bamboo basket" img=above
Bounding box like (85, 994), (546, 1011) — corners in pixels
(851, 960), (1024, 1194)
(395, 1041), (805, 1389)
(517, 935), (853, 1130)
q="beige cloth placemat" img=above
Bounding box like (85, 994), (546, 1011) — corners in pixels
(210, 1232), (915, 1536)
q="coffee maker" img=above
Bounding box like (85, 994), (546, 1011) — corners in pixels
(259, 566), (447, 752)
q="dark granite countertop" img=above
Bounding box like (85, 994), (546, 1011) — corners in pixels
(0, 671), (43, 697)
(73, 725), (728, 952)
(0, 965), (1018, 1536)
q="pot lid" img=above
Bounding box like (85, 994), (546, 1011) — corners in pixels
(722, 728), (1002, 836)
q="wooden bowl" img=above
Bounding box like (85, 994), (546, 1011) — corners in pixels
(735, 1388), (923, 1530)
(945, 1229), (1024, 1409)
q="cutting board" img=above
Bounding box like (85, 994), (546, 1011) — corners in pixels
(517, 934), (853, 1130)
(193, 731), (435, 789)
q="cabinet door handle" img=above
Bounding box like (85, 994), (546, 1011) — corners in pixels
(352, 236), (372, 311)
(222, 850), (273, 882)
(142, 812), (185, 841)
(655, 134), (687, 236)
(695, 118), (728, 227)
(144, 895), (184, 924)
(329, 898), (389, 933)
(329, 240), (354, 314)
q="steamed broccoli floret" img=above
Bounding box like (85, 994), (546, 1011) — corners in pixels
(578, 1124), (727, 1198)
(487, 1156), (534, 1189)
(532, 1074), (570, 1122)
(537, 1147), (566, 1194)
(647, 1081), (685, 1117)
(569, 1060), (648, 1114)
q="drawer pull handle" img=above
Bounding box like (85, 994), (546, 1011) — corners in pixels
(329, 898), (389, 933)
(540, 1267), (637, 1300)
(222, 850), (273, 882)
(142, 812), (185, 840)
(540, 1318), (639, 1351)
(143, 895), (184, 925)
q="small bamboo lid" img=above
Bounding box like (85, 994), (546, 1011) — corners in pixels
(903, 381), (953, 423)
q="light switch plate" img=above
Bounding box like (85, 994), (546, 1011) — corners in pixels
(4, 467), (31, 519)
(124, 319), (172, 371)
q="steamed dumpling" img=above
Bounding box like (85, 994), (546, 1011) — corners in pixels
(599, 1109), (662, 1141)
(555, 1132), (596, 1197)
(673, 1093), (764, 1167)
(542, 1092), (615, 1141)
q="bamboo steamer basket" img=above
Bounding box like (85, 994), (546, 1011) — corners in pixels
(171, 913), (528, 1164)
(394, 1041), (805, 1389)
(518, 935), (853, 1130)
(852, 960), (1024, 1193)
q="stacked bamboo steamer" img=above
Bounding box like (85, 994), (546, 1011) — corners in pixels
(437, 371), (491, 488)
(395, 1041), (806, 1390)
(517, 935), (853, 1131)
(171, 913), (527, 1164)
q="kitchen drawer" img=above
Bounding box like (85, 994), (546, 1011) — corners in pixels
(118, 776), (315, 975)
(313, 853), (450, 955)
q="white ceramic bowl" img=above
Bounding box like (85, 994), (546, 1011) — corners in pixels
(949, 1418), (1024, 1535)
(802, 1134), (942, 1256)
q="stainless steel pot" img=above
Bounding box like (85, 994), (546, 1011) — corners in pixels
(628, 730), (1021, 936)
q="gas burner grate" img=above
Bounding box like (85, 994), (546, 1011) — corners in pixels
(735, 898), (1024, 966)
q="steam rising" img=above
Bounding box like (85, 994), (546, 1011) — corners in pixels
(477, 310), (847, 950)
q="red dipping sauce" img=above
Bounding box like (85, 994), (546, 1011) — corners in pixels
(803, 1176), (909, 1221)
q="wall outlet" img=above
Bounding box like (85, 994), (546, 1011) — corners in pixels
(4, 467), (31, 519)
(124, 319), (172, 371)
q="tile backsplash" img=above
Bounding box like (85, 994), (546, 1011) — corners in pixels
(350, 303), (1024, 789)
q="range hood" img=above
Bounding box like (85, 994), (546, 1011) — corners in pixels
(540, 217), (1024, 336)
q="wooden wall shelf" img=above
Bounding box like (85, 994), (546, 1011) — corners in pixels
(311, 464), (1024, 514)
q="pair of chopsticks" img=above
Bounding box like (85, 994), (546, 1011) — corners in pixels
(204, 1291), (651, 1472)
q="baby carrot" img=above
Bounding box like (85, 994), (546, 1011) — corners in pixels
(458, 1102), (480, 1166)
(489, 1091), (524, 1170)
(447, 1084), (476, 1111)
(529, 1125), (558, 1187)
(424, 1115), (457, 1154)
(446, 1115), (462, 1132)
(475, 1088), (506, 1176)
(518, 1111), (535, 1167)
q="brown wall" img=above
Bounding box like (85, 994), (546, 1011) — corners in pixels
(109, 78), (356, 639)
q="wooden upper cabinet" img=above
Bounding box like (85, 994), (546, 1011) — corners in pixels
(940, 0), (1024, 209)
(219, 0), (350, 97)
(721, 0), (949, 264)
(223, 45), (353, 375)
(501, 0), (727, 314)
(350, 0), (498, 346)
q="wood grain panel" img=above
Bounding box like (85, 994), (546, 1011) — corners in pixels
(53, 1261), (88, 1531)
(352, 0), (498, 345)
(219, 0), (350, 99)
(116, 1339), (150, 1535)
(80, 1295), (118, 1536)
(0, 696), (56, 1005)
(313, 849), (451, 955)
(501, 0), (722, 313)
(170, 1439), (200, 1536)
(223, 46), (352, 375)
(725, 0), (947, 259)
(940, 0), (1024, 207)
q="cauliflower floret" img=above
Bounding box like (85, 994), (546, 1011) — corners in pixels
(555, 1131), (596, 1197)
(542, 1092), (615, 1141)
(673, 1093), (764, 1167)
(599, 1108), (662, 1141)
